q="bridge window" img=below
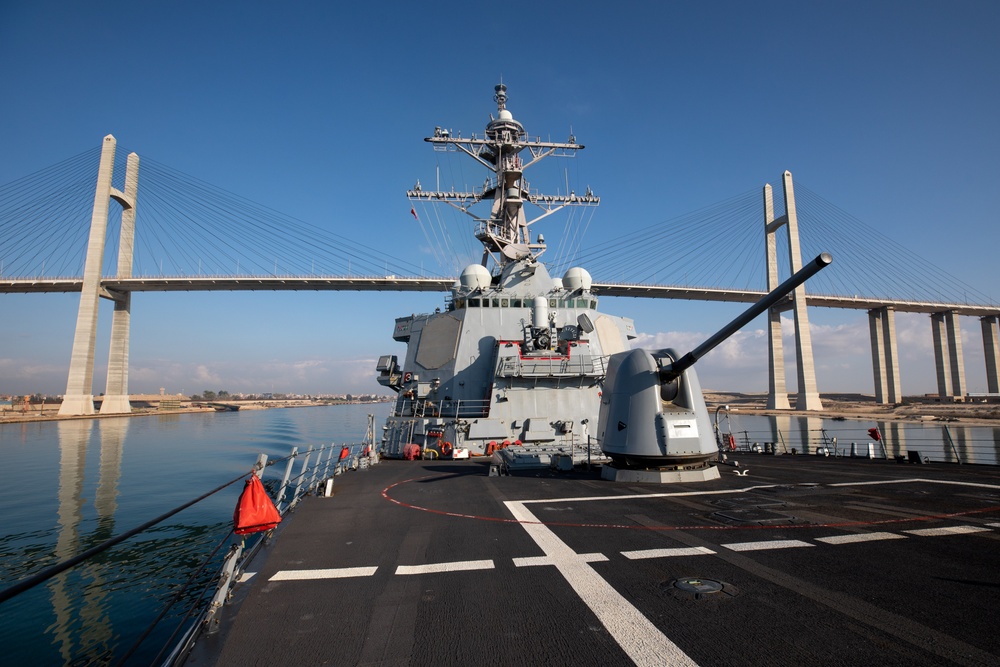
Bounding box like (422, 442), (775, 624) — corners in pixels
(492, 299), (500, 307)
(512, 299), (522, 308)
(469, 298), (480, 307)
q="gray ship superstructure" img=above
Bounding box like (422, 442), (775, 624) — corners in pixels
(377, 84), (635, 463)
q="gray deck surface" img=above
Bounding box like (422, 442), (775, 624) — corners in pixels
(183, 455), (1000, 666)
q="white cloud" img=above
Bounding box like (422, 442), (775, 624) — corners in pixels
(194, 364), (223, 385)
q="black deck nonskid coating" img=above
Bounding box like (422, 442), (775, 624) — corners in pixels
(184, 456), (1000, 666)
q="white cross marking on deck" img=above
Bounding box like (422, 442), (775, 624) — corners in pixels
(395, 560), (494, 575)
(514, 553), (607, 567)
(269, 566), (378, 581)
(505, 500), (699, 667)
(621, 546), (715, 560)
(903, 526), (993, 537)
(815, 532), (906, 545)
(722, 539), (814, 552)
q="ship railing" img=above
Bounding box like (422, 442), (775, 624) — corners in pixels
(0, 440), (376, 666)
(720, 423), (996, 465)
(496, 353), (608, 379)
(474, 220), (506, 240)
(170, 441), (380, 663)
(391, 398), (491, 419)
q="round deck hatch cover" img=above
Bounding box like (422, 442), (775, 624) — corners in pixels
(673, 577), (724, 594)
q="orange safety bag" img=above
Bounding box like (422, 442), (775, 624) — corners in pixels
(233, 475), (282, 535)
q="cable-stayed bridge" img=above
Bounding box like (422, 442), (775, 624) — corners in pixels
(2, 136), (998, 415)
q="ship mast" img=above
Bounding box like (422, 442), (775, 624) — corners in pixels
(407, 84), (599, 271)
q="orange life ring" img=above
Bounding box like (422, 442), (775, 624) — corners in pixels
(440, 441), (453, 456)
(728, 434), (736, 451)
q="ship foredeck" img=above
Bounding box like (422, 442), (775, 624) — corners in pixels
(185, 455), (1000, 666)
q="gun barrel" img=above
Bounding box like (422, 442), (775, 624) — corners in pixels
(659, 252), (832, 383)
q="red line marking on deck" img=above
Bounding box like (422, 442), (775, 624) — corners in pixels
(381, 475), (1000, 532)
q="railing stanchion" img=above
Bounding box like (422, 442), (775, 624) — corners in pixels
(943, 425), (962, 464)
(291, 447), (313, 509)
(275, 447), (298, 512)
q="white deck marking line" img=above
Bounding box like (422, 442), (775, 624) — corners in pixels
(722, 539), (814, 552)
(270, 566), (378, 581)
(395, 560), (494, 575)
(622, 546), (715, 560)
(506, 500), (698, 667)
(903, 526), (993, 537)
(236, 572), (256, 583)
(986, 522), (1000, 528)
(815, 532), (906, 545)
(513, 553), (607, 567)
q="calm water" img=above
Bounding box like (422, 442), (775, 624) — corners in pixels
(1, 404), (997, 665)
(0, 403), (389, 666)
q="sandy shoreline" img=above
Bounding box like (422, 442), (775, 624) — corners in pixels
(3, 394), (998, 427)
(0, 399), (390, 425)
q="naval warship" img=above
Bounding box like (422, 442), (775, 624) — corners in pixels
(179, 87), (1000, 667)
(375, 83), (634, 467)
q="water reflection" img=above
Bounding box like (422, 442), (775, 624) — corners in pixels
(5, 403), (389, 665)
(49, 419), (127, 662)
(877, 421), (906, 459)
(51, 421), (90, 662)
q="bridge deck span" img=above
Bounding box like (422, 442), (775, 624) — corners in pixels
(2, 277), (997, 316)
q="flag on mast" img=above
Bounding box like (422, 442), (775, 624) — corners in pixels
(410, 207), (419, 221)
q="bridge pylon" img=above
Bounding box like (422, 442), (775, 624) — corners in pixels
(58, 135), (138, 416)
(763, 171), (823, 411)
(982, 315), (1000, 394)
(868, 306), (901, 404)
(931, 311), (967, 399)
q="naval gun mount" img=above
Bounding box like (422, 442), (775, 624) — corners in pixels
(598, 252), (833, 484)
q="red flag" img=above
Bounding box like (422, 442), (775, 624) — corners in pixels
(867, 427), (881, 441)
(233, 475), (282, 535)
(410, 207), (419, 221)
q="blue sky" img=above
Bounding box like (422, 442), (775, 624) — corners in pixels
(1, 0), (998, 397)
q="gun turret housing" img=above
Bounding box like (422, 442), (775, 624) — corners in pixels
(598, 253), (832, 473)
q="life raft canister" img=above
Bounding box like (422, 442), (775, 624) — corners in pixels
(339, 445), (350, 461)
(486, 440), (498, 455)
(440, 441), (453, 456)
(233, 474), (282, 535)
